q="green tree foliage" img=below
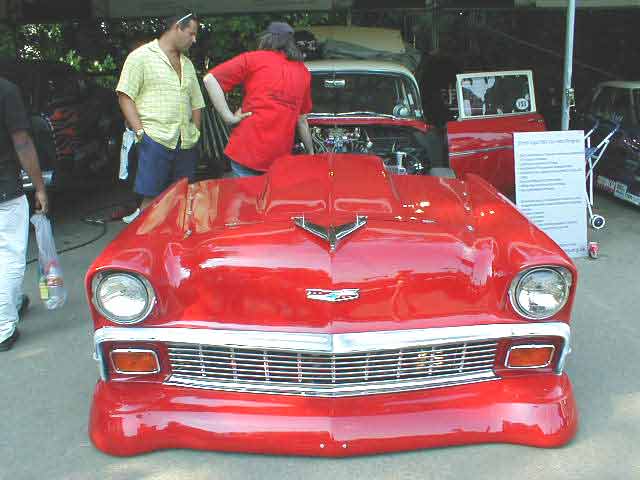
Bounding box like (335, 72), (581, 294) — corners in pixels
(2, 12), (337, 75)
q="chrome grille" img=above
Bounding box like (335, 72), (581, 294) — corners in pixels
(165, 340), (498, 397)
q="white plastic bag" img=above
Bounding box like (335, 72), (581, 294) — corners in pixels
(30, 214), (67, 310)
(119, 128), (136, 180)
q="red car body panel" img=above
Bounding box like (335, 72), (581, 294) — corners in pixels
(86, 154), (578, 456)
(447, 113), (547, 196)
(90, 373), (577, 457)
(308, 116), (429, 133)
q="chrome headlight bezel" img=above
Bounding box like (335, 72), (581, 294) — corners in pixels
(92, 271), (156, 325)
(509, 266), (572, 320)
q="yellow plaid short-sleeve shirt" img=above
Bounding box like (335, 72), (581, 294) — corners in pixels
(116, 40), (205, 149)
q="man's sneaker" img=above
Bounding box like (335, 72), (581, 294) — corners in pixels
(0, 329), (20, 352)
(18, 295), (29, 320)
(111, 205), (136, 221)
(122, 208), (141, 224)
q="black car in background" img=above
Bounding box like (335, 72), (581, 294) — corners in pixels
(586, 81), (640, 208)
(1, 61), (122, 191)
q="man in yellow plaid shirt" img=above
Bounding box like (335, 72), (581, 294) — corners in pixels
(116, 10), (205, 219)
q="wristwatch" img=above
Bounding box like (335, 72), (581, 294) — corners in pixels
(135, 128), (145, 142)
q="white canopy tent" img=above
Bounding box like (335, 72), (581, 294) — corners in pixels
(1, 0), (637, 128)
(2, 0), (634, 21)
(92, 0), (352, 18)
(0, 0), (352, 20)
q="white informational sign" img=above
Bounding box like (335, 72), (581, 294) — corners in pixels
(514, 131), (588, 258)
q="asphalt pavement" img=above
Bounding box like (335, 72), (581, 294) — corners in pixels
(1, 186), (638, 480)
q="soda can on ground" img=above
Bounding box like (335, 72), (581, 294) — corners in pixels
(588, 241), (599, 259)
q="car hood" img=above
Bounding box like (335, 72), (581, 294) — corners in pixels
(92, 154), (574, 332)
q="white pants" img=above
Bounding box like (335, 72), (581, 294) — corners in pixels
(0, 195), (29, 343)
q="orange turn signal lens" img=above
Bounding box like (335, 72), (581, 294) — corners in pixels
(111, 349), (160, 374)
(506, 345), (555, 368)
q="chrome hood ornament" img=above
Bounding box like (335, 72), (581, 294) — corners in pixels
(306, 289), (360, 302)
(293, 215), (367, 252)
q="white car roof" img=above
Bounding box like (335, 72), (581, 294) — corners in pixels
(597, 81), (640, 89)
(305, 60), (416, 80)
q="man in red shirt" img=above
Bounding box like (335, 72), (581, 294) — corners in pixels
(203, 22), (314, 177)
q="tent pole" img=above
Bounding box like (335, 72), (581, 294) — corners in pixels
(13, 22), (19, 59)
(432, 0), (439, 50)
(561, 0), (576, 130)
(425, 0), (439, 51)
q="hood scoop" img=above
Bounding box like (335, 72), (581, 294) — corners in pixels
(293, 215), (367, 252)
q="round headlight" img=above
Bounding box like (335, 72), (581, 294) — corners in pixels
(510, 267), (572, 320)
(93, 272), (155, 324)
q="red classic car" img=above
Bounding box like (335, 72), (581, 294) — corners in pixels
(86, 152), (578, 456)
(303, 60), (546, 197)
(304, 60), (432, 175)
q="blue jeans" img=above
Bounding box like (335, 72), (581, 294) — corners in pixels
(134, 134), (198, 197)
(229, 159), (264, 178)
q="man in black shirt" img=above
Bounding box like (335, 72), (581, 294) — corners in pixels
(0, 77), (48, 352)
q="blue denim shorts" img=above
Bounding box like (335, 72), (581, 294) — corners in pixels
(134, 134), (198, 197)
(229, 158), (264, 178)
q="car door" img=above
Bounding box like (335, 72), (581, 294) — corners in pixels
(446, 70), (546, 197)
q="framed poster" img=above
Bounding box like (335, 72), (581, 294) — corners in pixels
(456, 70), (537, 120)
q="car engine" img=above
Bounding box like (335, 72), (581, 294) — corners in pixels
(299, 124), (435, 175)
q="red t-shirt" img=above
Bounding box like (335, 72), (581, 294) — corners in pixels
(208, 50), (312, 171)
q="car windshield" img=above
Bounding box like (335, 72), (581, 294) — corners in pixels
(592, 86), (633, 123)
(309, 72), (420, 119)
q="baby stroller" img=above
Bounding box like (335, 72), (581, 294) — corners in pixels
(584, 116), (622, 229)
